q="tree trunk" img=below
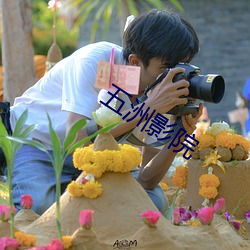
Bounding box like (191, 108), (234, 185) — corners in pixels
(120, 1), (131, 37)
(1, 0), (35, 104)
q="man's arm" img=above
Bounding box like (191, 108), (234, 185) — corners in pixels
(137, 103), (204, 189)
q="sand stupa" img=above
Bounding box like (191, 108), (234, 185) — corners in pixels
(186, 121), (250, 219)
(11, 127), (250, 249)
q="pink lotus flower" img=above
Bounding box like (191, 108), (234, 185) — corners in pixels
(79, 210), (94, 229)
(20, 194), (33, 209)
(48, 0), (61, 11)
(0, 205), (16, 221)
(139, 210), (162, 227)
(171, 208), (182, 225)
(213, 197), (225, 215)
(197, 207), (214, 225)
(0, 236), (19, 249)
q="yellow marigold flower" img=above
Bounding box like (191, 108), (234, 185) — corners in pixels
(160, 182), (168, 191)
(73, 144), (142, 176)
(93, 151), (110, 170)
(215, 131), (237, 149)
(199, 186), (218, 199)
(67, 181), (84, 197)
(62, 235), (73, 249)
(119, 144), (142, 172)
(185, 219), (201, 226)
(105, 150), (124, 172)
(82, 163), (105, 178)
(199, 174), (220, 188)
(82, 180), (102, 199)
(14, 231), (36, 247)
(172, 166), (188, 189)
(73, 146), (94, 168)
(198, 134), (215, 149)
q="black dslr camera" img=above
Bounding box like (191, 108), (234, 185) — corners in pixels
(137, 63), (225, 116)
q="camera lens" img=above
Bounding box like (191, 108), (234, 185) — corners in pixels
(189, 74), (225, 103)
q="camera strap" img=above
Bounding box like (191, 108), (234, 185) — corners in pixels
(116, 117), (183, 147)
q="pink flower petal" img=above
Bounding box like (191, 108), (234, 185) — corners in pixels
(79, 210), (94, 229)
(140, 210), (162, 226)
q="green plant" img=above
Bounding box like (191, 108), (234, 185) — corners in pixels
(6, 112), (120, 240)
(0, 181), (9, 205)
(0, 109), (38, 238)
(32, 1), (78, 57)
(69, 0), (183, 42)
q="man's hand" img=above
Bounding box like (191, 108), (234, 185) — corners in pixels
(181, 102), (204, 135)
(145, 67), (190, 115)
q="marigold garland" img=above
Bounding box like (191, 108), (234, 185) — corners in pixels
(199, 186), (218, 200)
(172, 166), (188, 189)
(14, 231), (36, 247)
(73, 144), (141, 176)
(199, 174), (220, 188)
(198, 134), (215, 149)
(215, 131), (237, 149)
(69, 141), (141, 199)
(198, 129), (250, 151)
(199, 168), (220, 202)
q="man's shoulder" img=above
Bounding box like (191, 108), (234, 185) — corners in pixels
(71, 41), (123, 63)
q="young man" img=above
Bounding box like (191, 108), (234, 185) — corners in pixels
(8, 9), (202, 215)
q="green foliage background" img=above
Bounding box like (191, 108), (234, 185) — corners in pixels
(32, 1), (79, 58)
(0, 1), (79, 65)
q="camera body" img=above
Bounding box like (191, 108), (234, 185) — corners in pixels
(137, 63), (225, 116)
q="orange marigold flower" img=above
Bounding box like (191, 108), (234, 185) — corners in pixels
(233, 134), (250, 151)
(198, 134), (215, 149)
(172, 166), (188, 188)
(62, 236), (73, 249)
(199, 174), (220, 188)
(199, 186), (218, 199)
(215, 131), (237, 149)
(14, 231), (36, 247)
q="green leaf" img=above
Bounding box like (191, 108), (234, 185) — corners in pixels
(47, 114), (63, 174)
(63, 118), (86, 151)
(165, 188), (180, 220)
(12, 109), (28, 137)
(230, 196), (245, 219)
(0, 120), (12, 163)
(6, 136), (52, 161)
(11, 124), (38, 154)
(67, 122), (120, 154)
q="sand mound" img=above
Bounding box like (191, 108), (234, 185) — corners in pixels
(186, 159), (250, 219)
(12, 171), (250, 250)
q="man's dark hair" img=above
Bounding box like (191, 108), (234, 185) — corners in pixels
(122, 9), (199, 68)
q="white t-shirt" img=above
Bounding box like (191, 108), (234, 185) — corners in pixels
(10, 41), (131, 149)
